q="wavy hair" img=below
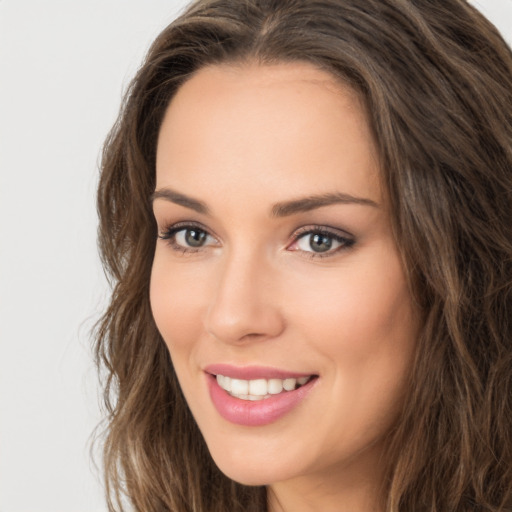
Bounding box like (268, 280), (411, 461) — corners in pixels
(95, 0), (512, 510)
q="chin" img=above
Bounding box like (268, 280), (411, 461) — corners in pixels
(206, 441), (298, 487)
(215, 463), (284, 487)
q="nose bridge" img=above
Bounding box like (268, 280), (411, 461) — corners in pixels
(204, 244), (283, 344)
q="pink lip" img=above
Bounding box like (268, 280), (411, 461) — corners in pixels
(205, 366), (318, 427)
(204, 363), (313, 380)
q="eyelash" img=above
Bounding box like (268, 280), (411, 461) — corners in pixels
(157, 222), (355, 259)
(158, 221), (214, 255)
(290, 226), (355, 258)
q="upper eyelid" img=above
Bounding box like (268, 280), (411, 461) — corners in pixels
(158, 222), (352, 236)
(159, 220), (215, 236)
(291, 227), (354, 246)
(292, 224), (354, 239)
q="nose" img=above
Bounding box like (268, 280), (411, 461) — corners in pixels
(204, 249), (285, 344)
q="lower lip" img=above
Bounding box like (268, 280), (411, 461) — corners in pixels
(206, 374), (317, 426)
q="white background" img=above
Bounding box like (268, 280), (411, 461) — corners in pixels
(0, 1), (510, 511)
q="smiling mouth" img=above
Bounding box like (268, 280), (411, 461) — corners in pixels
(215, 374), (316, 401)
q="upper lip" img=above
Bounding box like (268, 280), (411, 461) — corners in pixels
(204, 363), (316, 380)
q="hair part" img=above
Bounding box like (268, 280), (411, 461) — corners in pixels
(96, 1), (512, 510)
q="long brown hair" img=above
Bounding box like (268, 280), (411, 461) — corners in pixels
(95, 1), (512, 510)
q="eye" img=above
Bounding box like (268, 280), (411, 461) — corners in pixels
(288, 227), (355, 257)
(158, 223), (218, 252)
(175, 227), (208, 248)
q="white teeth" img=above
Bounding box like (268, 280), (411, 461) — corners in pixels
(268, 379), (283, 394)
(216, 374), (232, 392)
(230, 378), (249, 395)
(216, 374), (313, 400)
(237, 394), (264, 401)
(249, 379), (267, 395)
(283, 378), (296, 391)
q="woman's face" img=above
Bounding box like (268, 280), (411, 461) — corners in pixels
(151, 62), (419, 495)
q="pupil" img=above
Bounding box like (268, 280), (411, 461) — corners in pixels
(185, 229), (206, 247)
(310, 234), (332, 252)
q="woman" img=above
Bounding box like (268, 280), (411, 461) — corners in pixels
(95, 0), (512, 510)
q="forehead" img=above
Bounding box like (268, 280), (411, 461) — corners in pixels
(155, 61), (381, 207)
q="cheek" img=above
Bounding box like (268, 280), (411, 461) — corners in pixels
(292, 263), (417, 449)
(284, 248), (418, 405)
(289, 256), (416, 350)
(149, 254), (207, 352)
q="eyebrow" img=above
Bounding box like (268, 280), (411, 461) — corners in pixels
(151, 187), (379, 216)
(151, 188), (210, 215)
(271, 192), (379, 217)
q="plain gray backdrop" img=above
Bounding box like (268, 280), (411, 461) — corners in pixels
(0, 1), (510, 511)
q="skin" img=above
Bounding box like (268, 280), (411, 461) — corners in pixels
(150, 62), (420, 512)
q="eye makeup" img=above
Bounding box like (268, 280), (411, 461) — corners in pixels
(157, 220), (356, 259)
